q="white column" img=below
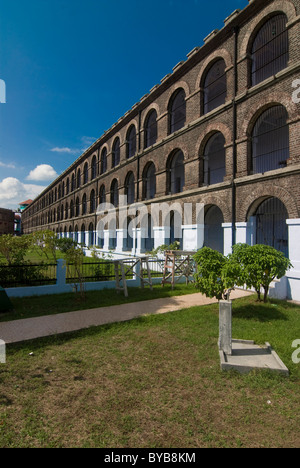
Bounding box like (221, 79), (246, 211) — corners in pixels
(222, 223), (232, 256)
(182, 224), (203, 251)
(286, 219), (300, 301)
(235, 222), (248, 245)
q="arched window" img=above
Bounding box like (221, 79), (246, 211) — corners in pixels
(144, 214), (154, 252)
(203, 133), (226, 185)
(112, 138), (120, 168)
(83, 163), (89, 184)
(204, 205), (224, 253)
(77, 168), (81, 189)
(251, 14), (288, 87)
(144, 110), (158, 148)
(75, 197), (80, 217)
(91, 156), (97, 180)
(99, 185), (106, 206)
(65, 203), (68, 220)
(124, 217), (134, 251)
(255, 197), (288, 257)
(71, 174), (75, 192)
(100, 148), (107, 174)
(252, 105), (289, 174)
(125, 172), (135, 205)
(82, 194), (87, 215)
(169, 89), (186, 134)
(70, 200), (74, 218)
(203, 59), (227, 114)
(74, 225), (78, 243)
(111, 179), (119, 207)
(168, 150), (185, 194)
(165, 211), (182, 248)
(81, 224), (86, 246)
(143, 163), (156, 200)
(66, 178), (70, 195)
(90, 189), (96, 213)
(88, 222), (94, 246)
(127, 126), (136, 159)
(62, 182), (65, 197)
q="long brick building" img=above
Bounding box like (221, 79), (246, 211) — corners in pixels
(22, 0), (300, 300)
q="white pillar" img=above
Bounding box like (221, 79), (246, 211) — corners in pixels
(222, 223), (232, 256)
(286, 219), (300, 301)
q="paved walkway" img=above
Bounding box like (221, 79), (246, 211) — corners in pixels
(0, 289), (252, 344)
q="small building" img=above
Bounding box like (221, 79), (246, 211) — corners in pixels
(0, 208), (15, 235)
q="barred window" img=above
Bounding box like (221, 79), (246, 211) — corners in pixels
(101, 148), (107, 175)
(169, 89), (186, 134)
(83, 163), (89, 184)
(112, 138), (120, 168)
(125, 172), (135, 205)
(251, 14), (288, 86)
(91, 156), (97, 180)
(255, 197), (288, 257)
(252, 105), (289, 174)
(143, 163), (156, 200)
(127, 126), (136, 159)
(145, 110), (158, 148)
(203, 133), (226, 185)
(111, 179), (119, 207)
(168, 150), (185, 194)
(203, 59), (227, 114)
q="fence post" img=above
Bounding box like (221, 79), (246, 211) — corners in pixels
(56, 259), (67, 287)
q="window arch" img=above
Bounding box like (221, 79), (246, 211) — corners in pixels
(100, 148), (107, 175)
(204, 205), (224, 253)
(90, 189), (96, 213)
(111, 179), (119, 207)
(143, 162), (156, 200)
(82, 194), (87, 215)
(91, 156), (97, 180)
(144, 110), (158, 148)
(167, 150), (185, 195)
(70, 200), (74, 218)
(81, 224), (86, 246)
(127, 125), (136, 159)
(251, 105), (289, 174)
(254, 197), (288, 257)
(251, 14), (288, 87)
(88, 222), (94, 246)
(75, 197), (80, 217)
(203, 133), (226, 185)
(77, 168), (81, 189)
(83, 163), (89, 184)
(99, 184), (106, 206)
(71, 174), (75, 192)
(169, 89), (186, 134)
(112, 137), (120, 168)
(125, 172), (135, 205)
(203, 59), (227, 114)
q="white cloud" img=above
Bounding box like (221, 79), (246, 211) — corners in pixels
(0, 161), (16, 169)
(0, 177), (46, 210)
(50, 147), (79, 154)
(26, 164), (58, 182)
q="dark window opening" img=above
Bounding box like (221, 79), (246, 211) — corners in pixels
(251, 14), (288, 86)
(203, 59), (227, 114)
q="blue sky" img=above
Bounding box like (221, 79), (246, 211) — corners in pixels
(0, 0), (248, 209)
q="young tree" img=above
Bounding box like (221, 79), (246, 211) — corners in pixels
(32, 230), (59, 262)
(230, 243), (292, 303)
(193, 247), (239, 300)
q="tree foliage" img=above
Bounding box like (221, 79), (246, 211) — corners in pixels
(194, 244), (292, 303)
(0, 234), (32, 265)
(230, 243), (292, 303)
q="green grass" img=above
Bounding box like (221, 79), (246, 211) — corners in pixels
(0, 295), (299, 448)
(1, 283), (197, 322)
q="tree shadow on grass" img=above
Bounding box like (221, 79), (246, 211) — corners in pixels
(232, 301), (289, 322)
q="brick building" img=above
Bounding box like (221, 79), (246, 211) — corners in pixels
(0, 208), (15, 235)
(22, 0), (300, 299)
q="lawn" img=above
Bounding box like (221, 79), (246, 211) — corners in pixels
(0, 294), (299, 448)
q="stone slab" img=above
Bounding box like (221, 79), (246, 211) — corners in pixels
(219, 339), (289, 376)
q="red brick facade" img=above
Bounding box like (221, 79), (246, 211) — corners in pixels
(22, 0), (300, 260)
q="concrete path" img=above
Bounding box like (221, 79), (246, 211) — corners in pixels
(0, 289), (252, 344)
